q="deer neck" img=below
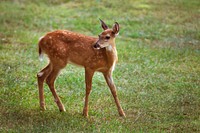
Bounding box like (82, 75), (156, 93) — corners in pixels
(105, 43), (118, 70)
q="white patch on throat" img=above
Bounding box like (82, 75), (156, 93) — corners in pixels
(106, 45), (113, 51)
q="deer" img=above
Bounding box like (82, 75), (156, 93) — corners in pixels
(37, 19), (126, 117)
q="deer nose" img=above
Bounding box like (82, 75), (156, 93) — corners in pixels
(93, 43), (100, 49)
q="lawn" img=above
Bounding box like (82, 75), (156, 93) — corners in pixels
(0, 0), (200, 132)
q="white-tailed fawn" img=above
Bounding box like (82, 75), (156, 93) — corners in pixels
(37, 19), (125, 117)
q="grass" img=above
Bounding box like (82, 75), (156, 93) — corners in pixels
(0, 0), (200, 132)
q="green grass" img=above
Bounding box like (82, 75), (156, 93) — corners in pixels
(0, 0), (200, 132)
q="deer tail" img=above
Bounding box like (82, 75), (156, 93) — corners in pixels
(38, 36), (44, 62)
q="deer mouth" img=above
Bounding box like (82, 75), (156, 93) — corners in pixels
(93, 43), (101, 49)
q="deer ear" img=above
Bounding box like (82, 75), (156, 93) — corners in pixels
(112, 22), (120, 36)
(99, 19), (108, 30)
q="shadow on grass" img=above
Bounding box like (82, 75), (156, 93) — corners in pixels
(0, 105), (89, 132)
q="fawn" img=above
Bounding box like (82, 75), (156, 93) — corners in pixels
(37, 19), (125, 117)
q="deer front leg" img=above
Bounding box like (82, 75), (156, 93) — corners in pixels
(83, 68), (94, 117)
(103, 72), (126, 117)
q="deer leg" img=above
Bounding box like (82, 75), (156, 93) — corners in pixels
(46, 67), (66, 112)
(37, 64), (52, 110)
(83, 68), (94, 117)
(103, 72), (126, 117)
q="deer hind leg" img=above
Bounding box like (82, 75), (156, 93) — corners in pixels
(46, 66), (66, 112)
(37, 63), (52, 110)
(103, 72), (126, 117)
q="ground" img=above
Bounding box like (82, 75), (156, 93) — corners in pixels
(0, 0), (200, 132)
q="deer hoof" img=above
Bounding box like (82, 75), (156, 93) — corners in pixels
(40, 106), (46, 111)
(119, 111), (126, 117)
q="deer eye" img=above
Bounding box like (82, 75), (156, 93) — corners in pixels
(105, 36), (110, 40)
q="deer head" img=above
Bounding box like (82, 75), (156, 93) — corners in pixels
(94, 19), (120, 50)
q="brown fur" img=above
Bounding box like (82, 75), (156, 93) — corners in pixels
(37, 20), (125, 117)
